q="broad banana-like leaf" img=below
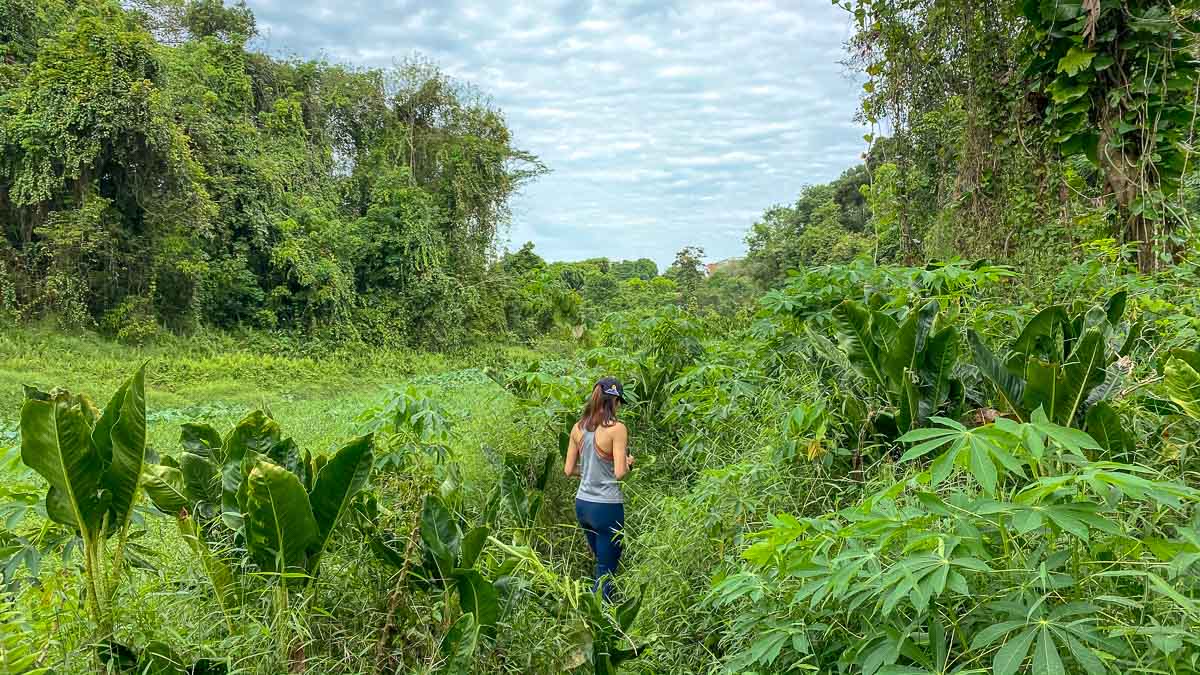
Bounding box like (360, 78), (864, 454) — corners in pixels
(180, 452), (220, 507)
(968, 330), (1026, 419)
(872, 311), (900, 348)
(302, 448), (315, 492)
(832, 300), (886, 386)
(1118, 320), (1143, 356)
(20, 390), (105, 536)
(181, 423), (223, 462)
(1085, 401), (1132, 457)
(371, 535), (407, 569)
(440, 612), (479, 673)
(459, 526), (490, 570)
(243, 459), (319, 576)
(1165, 354), (1200, 419)
(143, 464), (189, 515)
(223, 411), (281, 463)
(221, 411), (281, 529)
(885, 300), (937, 393)
(92, 378), (131, 465)
(267, 437), (307, 487)
(1012, 305), (1070, 368)
(1169, 348), (1200, 374)
(455, 569), (499, 634)
(1053, 329), (1107, 426)
(919, 326), (959, 420)
(1105, 290), (1127, 325)
(558, 427), (571, 459)
(308, 434), (374, 572)
(420, 494), (460, 581)
(102, 365), (147, 531)
(1022, 358), (1059, 423)
(221, 459), (245, 531)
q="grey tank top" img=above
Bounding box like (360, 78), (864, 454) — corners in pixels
(576, 428), (624, 504)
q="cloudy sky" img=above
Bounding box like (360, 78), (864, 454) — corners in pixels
(245, 0), (868, 269)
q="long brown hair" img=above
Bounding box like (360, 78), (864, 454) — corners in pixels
(579, 383), (619, 432)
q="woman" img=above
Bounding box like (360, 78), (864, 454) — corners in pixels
(564, 376), (634, 601)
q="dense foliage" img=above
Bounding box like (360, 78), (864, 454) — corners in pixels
(3, 1), (1200, 674)
(0, 0), (546, 347)
(743, 0), (1200, 289)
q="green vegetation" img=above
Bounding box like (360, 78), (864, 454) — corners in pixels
(3, 0), (1200, 674)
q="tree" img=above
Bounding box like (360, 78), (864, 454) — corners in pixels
(182, 0), (255, 43)
(611, 258), (658, 281)
(1021, 0), (1198, 271)
(500, 242), (546, 277)
(666, 246), (706, 304)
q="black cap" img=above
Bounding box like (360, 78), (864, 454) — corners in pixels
(596, 376), (626, 402)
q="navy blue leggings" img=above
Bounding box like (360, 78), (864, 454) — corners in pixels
(575, 499), (624, 601)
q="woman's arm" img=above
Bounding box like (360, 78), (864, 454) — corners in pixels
(612, 424), (632, 480)
(563, 424), (581, 478)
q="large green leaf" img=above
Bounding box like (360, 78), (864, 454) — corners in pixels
(223, 411), (281, 464)
(969, 330), (1026, 418)
(833, 300), (886, 387)
(993, 627), (1037, 675)
(1165, 354), (1200, 419)
(102, 365), (147, 531)
(176, 515), (240, 619)
(1104, 291), (1127, 325)
(617, 583), (646, 631)
(221, 411), (281, 530)
(455, 569), (499, 634)
(1012, 305), (1070, 367)
(143, 464), (188, 515)
(20, 391), (105, 536)
(440, 612), (479, 674)
(919, 326), (959, 420)
(307, 434), (374, 572)
(459, 526), (490, 570)
(1085, 401), (1131, 457)
(1022, 359), (1059, 423)
(420, 494), (460, 581)
(180, 422), (223, 461)
(220, 459), (245, 531)
(1053, 329), (1107, 425)
(92, 378), (131, 465)
(267, 437), (307, 487)
(243, 458), (319, 576)
(884, 300), (937, 392)
(180, 452), (220, 506)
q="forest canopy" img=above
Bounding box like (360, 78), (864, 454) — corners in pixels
(0, 0), (547, 346)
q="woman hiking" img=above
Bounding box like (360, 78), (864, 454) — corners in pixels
(564, 376), (634, 601)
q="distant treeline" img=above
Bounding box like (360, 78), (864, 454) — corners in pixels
(1, 0), (549, 347)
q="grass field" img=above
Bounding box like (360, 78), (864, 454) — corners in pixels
(0, 326), (592, 673)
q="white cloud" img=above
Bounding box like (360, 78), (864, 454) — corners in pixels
(244, 0), (866, 268)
